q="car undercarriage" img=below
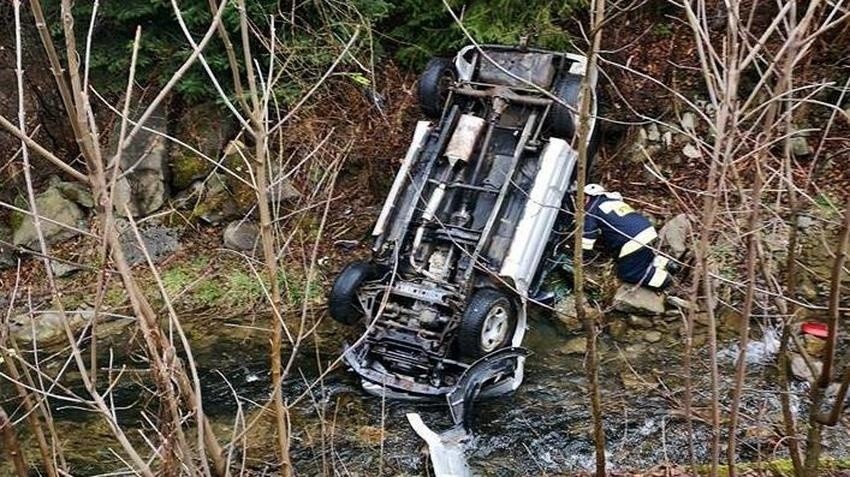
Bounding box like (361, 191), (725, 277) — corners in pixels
(329, 44), (598, 408)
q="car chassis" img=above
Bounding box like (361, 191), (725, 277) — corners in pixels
(331, 44), (598, 415)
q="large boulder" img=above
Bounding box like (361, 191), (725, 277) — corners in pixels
(613, 284), (666, 315)
(8, 310), (92, 346)
(12, 186), (85, 248)
(658, 213), (692, 259)
(117, 221), (181, 266)
(192, 140), (301, 224)
(50, 176), (94, 208)
(113, 171), (165, 217)
(111, 107), (168, 217)
(168, 102), (235, 191)
(223, 220), (259, 251)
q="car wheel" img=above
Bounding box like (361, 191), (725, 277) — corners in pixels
(329, 261), (376, 325)
(418, 57), (456, 118)
(546, 73), (582, 140)
(457, 289), (517, 359)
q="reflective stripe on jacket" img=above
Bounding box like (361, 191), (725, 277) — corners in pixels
(582, 195), (657, 257)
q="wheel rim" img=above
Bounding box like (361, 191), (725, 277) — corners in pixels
(480, 304), (510, 353)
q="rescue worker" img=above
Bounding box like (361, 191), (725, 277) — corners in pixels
(581, 184), (674, 290)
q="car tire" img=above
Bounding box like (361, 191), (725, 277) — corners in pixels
(457, 289), (517, 359)
(546, 73), (583, 140)
(329, 261), (375, 325)
(418, 57), (456, 118)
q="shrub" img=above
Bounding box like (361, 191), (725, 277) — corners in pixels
(40, 0), (585, 101)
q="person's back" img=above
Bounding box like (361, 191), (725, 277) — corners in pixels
(581, 184), (671, 290)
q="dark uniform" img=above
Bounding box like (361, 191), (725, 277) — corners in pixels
(582, 192), (671, 290)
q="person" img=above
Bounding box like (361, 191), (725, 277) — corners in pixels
(581, 183), (675, 291)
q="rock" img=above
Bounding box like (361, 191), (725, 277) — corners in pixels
(798, 276), (819, 302)
(194, 171), (256, 224)
(666, 295), (696, 311)
(789, 136), (812, 158)
(626, 127), (649, 164)
(8, 310), (92, 345)
(111, 106), (168, 217)
(682, 143), (702, 159)
(788, 125), (814, 158)
(795, 214), (815, 230)
(268, 175), (302, 202)
(790, 353), (822, 383)
(720, 308), (745, 332)
(627, 315), (654, 329)
(608, 319), (628, 340)
(113, 170), (165, 218)
(658, 213), (692, 259)
(637, 126), (648, 144)
(643, 330), (663, 343)
(223, 220), (259, 251)
(681, 112), (696, 132)
(118, 223), (180, 266)
(169, 102), (235, 191)
(553, 295), (585, 332)
(51, 260), (83, 277)
(646, 123), (661, 142)
(623, 343), (647, 360)
(13, 186), (85, 248)
(661, 131), (673, 147)
(560, 336), (587, 355)
(172, 180), (204, 210)
(51, 177), (94, 208)
(190, 140), (301, 224)
(803, 334), (826, 359)
(613, 285), (665, 315)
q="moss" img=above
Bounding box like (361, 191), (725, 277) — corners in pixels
(103, 284), (128, 308)
(8, 210), (25, 232)
(195, 280), (224, 305)
(161, 266), (194, 296)
(170, 151), (212, 191)
(695, 458), (850, 476)
(815, 192), (841, 221)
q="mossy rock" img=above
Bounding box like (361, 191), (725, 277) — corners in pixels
(12, 186), (85, 248)
(191, 140), (300, 224)
(170, 149), (213, 191)
(169, 102), (235, 191)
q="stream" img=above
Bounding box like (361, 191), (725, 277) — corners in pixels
(14, 303), (849, 476)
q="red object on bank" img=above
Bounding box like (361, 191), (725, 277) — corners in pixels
(801, 322), (829, 339)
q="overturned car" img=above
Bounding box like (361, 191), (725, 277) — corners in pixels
(329, 44), (598, 413)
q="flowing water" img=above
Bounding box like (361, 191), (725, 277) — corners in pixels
(14, 303), (850, 476)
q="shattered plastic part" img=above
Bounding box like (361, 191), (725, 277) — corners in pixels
(407, 413), (472, 477)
